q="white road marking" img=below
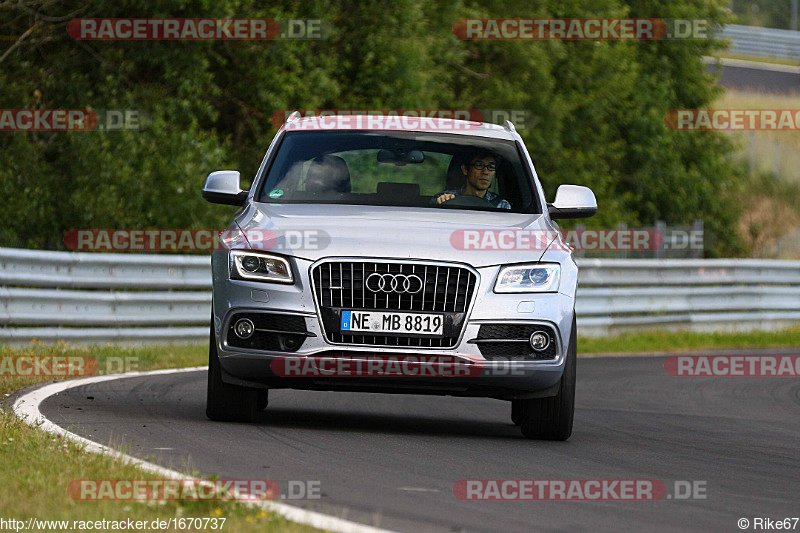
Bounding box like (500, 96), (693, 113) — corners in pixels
(12, 366), (396, 533)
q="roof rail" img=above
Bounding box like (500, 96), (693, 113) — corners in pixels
(285, 111), (302, 123)
(503, 120), (516, 132)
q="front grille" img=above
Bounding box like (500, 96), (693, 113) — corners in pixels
(313, 261), (477, 312)
(311, 260), (478, 348)
(226, 312), (309, 352)
(475, 324), (558, 360)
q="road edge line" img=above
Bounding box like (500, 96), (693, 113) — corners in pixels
(11, 367), (396, 533)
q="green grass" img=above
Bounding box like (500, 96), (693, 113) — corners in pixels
(1, 342), (318, 533)
(715, 90), (800, 157)
(0, 342), (206, 397)
(0, 413), (320, 533)
(580, 326), (800, 355)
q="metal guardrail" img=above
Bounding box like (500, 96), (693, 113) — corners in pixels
(575, 259), (800, 335)
(0, 248), (211, 344)
(0, 247), (210, 289)
(1, 247), (799, 343)
(722, 24), (800, 60)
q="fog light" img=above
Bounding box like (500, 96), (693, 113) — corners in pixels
(234, 318), (255, 339)
(529, 331), (550, 351)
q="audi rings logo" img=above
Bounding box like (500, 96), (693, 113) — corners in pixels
(365, 273), (423, 294)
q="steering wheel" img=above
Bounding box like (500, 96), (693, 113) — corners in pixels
(439, 194), (494, 208)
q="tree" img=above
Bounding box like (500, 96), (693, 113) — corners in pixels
(0, 0), (744, 255)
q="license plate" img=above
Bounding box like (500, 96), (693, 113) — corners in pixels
(340, 310), (443, 336)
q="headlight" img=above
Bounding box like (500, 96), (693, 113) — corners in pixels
(230, 251), (293, 283)
(494, 264), (560, 293)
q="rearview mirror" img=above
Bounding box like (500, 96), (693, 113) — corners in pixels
(547, 185), (597, 219)
(202, 170), (248, 206)
(377, 149), (425, 165)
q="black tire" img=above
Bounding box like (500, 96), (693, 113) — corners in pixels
(257, 390), (269, 411)
(206, 321), (259, 422)
(511, 400), (522, 426)
(519, 314), (576, 440)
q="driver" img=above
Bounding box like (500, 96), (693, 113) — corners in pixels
(431, 150), (511, 209)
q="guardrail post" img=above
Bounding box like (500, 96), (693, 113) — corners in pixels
(574, 224), (585, 259)
(655, 220), (666, 259)
(692, 219), (704, 259)
(617, 222), (627, 259)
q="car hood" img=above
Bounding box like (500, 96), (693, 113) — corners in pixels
(235, 203), (556, 268)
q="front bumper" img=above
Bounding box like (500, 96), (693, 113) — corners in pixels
(212, 253), (576, 399)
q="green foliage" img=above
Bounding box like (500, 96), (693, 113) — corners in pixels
(0, 0), (743, 255)
(731, 0), (794, 29)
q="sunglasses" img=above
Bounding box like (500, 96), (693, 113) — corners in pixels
(468, 161), (496, 171)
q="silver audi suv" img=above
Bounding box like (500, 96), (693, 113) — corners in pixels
(202, 114), (596, 440)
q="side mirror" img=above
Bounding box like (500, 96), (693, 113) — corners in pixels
(547, 185), (597, 219)
(202, 170), (248, 206)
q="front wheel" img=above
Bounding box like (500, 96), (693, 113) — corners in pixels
(518, 314), (576, 440)
(257, 390), (269, 411)
(206, 321), (259, 423)
(511, 400), (522, 426)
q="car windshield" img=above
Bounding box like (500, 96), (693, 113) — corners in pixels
(257, 131), (540, 213)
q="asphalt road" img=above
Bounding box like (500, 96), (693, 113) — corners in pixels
(708, 58), (800, 94)
(39, 356), (800, 532)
